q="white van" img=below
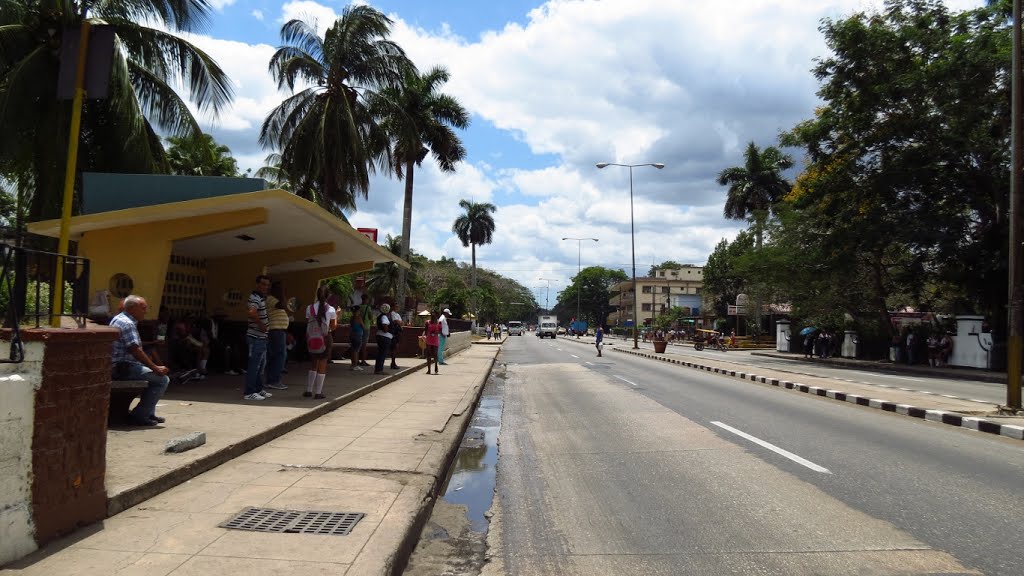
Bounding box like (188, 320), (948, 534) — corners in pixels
(508, 321), (524, 336)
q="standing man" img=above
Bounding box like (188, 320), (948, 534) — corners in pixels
(243, 274), (272, 400)
(373, 303), (394, 375)
(595, 325), (604, 357)
(438, 308), (451, 365)
(110, 295), (170, 426)
(358, 294), (374, 367)
(389, 305), (403, 370)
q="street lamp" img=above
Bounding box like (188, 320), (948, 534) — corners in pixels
(562, 237), (598, 335)
(596, 161), (665, 349)
(538, 278), (559, 314)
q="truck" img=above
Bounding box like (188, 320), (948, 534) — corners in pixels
(538, 315), (558, 339)
(508, 320), (524, 336)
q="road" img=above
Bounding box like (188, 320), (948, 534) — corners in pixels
(482, 335), (1024, 576)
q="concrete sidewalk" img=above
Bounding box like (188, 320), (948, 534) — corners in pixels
(2, 344), (499, 576)
(557, 335), (1024, 440)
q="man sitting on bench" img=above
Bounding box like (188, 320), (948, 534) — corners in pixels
(111, 295), (171, 426)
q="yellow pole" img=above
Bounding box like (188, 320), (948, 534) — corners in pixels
(51, 21), (91, 327)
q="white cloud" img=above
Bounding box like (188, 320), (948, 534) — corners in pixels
(251, 10), (264, 21)
(207, 0), (237, 10)
(169, 0), (985, 298)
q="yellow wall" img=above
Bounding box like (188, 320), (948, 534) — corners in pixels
(78, 209), (265, 319)
(276, 262), (374, 319)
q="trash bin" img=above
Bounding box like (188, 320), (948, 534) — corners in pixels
(653, 340), (667, 353)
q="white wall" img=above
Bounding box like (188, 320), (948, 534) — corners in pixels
(0, 340), (43, 565)
(951, 315), (992, 370)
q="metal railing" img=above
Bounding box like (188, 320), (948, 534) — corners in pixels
(0, 241), (91, 363)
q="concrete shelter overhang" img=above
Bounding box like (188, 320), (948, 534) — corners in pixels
(26, 188), (407, 274)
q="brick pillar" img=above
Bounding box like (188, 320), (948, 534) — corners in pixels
(26, 328), (119, 545)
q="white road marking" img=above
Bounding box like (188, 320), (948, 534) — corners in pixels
(571, 355), (579, 359)
(614, 375), (638, 387)
(585, 362), (594, 365)
(711, 421), (832, 474)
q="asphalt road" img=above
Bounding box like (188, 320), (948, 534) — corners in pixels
(605, 336), (1013, 405)
(486, 335), (1024, 576)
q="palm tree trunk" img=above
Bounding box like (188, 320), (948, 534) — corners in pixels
(396, 159), (415, 312)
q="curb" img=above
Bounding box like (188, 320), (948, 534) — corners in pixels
(599, 345), (1024, 442)
(107, 357), (439, 516)
(750, 351), (1006, 383)
(388, 351), (499, 576)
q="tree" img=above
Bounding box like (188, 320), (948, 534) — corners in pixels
(260, 5), (412, 215)
(255, 153), (291, 191)
(364, 234), (425, 307)
(373, 66), (469, 312)
(555, 266), (628, 328)
(166, 133), (238, 176)
(451, 199), (497, 294)
(717, 142), (793, 250)
(0, 0), (232, 221)
(780, 0), (1011, 351)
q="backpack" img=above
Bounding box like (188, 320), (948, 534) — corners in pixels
(306, 304), (327, 354)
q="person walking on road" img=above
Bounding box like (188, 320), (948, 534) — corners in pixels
(424, 310), (441, 374)
(438, 308), (451, 365)
(595, 325), (604, 357)
(305, 285), (336, 399)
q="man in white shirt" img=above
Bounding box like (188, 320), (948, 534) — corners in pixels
(438, 308), (451, 365)
(374, 303), (393, 375)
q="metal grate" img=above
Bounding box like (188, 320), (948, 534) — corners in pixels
(220, 507), (365, 536)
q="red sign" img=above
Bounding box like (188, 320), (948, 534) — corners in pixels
(357, 227), (378, 243)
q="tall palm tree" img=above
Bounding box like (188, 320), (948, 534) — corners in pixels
(0, 0), (232, 221)
(716, 141), (794, 249)
(166, 132), (238, 176)
(373, 65), (469, 311)
(365, 234), (424, 304)
(717, 141), (792, 338)
(255, 153), (291, 190)
(452, 199), (497, 293)
(259, 5), (412, 215)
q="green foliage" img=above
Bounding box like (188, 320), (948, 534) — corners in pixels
(553, 266), (628, 328)
(166, 133), (239, 177)
(0, 0), (232, 221)
(259, 6), (412, 215)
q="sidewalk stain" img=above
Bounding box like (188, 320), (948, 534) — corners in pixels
(404, 366), (505, 575)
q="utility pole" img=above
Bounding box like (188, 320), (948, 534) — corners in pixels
(1010, 0), (1023, 410)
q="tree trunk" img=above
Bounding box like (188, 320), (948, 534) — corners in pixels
(396, 159), (415, 313)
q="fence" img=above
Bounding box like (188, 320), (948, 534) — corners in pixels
(0, 241), (90, 363)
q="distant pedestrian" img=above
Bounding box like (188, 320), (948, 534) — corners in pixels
(305, 285), (337, 399)
(595, 325), (604, 357)
(803, 332), (814, 358)
(424, 310), (441, 374)
(927, 333), (940, 367)
(939, 332), (954, 367)
(906, 331), (917, 365)
(349, 294), (366, 372)
(357, 295), (374, 368)
(438, 308), (451, 365)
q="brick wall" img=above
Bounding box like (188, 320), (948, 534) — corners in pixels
(26, 328), (118, 545)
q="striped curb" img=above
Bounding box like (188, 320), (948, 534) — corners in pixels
(606, 345), (1024, 442)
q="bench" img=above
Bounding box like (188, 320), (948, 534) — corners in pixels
(109, 380), (148, 424)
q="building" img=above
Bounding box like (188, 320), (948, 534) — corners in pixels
(607, 266), (705, 329)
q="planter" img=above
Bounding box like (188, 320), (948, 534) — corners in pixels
(653, 340), (668, 353)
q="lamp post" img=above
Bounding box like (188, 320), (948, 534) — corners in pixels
(596, 161), (665, 349)
(562, 237), (598, 335)
(538, 278), (559, 314)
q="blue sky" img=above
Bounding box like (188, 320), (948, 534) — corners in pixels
(180, 0), (983, 302)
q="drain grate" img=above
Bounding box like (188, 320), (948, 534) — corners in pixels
(220, 507), (365, 536)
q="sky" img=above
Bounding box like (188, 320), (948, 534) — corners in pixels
(178, 0), (984, 307)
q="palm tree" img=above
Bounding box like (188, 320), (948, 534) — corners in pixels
(452, 199), (497, 293)
(0, 0), (232, 221)
(717, 141), (792, 338)
(255, 153), (291, 190)
(365, 234), (424, 305)
(373, 65), (469, 311)
(716, 141), (793, 249)
(259, 5), (412, 215)
(166, 132), (238, 176)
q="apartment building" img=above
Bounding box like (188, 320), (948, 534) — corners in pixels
(607, 266), (705, 329)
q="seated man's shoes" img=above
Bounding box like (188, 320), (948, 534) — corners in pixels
(152, 415), (166, 423)
(130, 416), (159, 426)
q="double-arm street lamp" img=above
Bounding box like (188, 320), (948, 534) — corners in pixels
(538, 278), (560, 314)
(562, 237), (598, 332)
(596, 162), (665, 349)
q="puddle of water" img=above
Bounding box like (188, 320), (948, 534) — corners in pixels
(438, 378), (503, 533)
